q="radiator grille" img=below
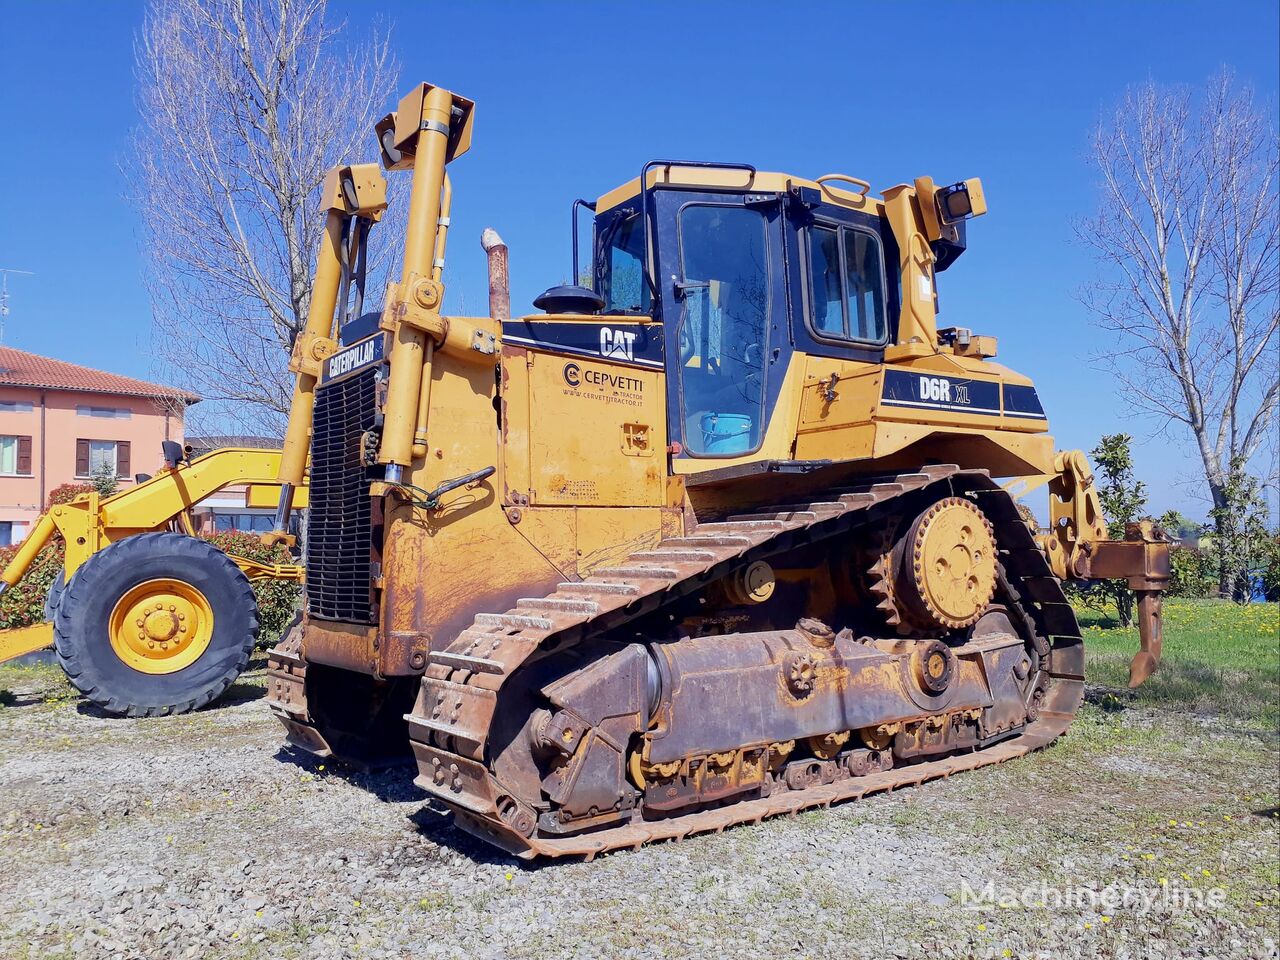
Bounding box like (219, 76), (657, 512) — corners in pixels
(306, 368), (377, 623)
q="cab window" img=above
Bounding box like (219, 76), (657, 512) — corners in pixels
(804, 224), (887, 344)
(597, 212), (650, 314)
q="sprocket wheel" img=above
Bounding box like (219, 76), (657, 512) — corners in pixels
(867, 497), (998, 634)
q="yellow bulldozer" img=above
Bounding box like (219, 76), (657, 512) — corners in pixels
(244, 80), (1171, 860)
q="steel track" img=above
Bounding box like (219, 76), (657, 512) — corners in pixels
(268, 465), (1085, 860)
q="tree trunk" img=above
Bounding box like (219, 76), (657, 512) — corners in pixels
(1209, 480), (1231, 597)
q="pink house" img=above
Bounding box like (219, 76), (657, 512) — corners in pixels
(0, 347), (198, 545)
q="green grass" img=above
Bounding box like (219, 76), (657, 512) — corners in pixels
(1077, 599), (1279, 729)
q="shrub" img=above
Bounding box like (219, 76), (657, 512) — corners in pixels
(201, 530), (301, 646)
(1259, 534), (1280, 602)
(0, 539), (63, 630)
(45, 483), (92, 509)
(1167, 544), (1215, 598)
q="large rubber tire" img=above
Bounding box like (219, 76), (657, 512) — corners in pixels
(44, 570), (67, 622)
(54, 532), (259, 717)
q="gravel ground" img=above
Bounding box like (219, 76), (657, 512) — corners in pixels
(0, 661), (1276, 960)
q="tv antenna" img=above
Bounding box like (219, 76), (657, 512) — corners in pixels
(0, 269), (34, 345)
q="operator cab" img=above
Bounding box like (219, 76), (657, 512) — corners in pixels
(584, 164), (938, 462)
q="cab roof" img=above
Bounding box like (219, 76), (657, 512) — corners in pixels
(596, 166), (888, 217)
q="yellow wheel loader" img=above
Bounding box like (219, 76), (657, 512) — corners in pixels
(248, 80), (1164, 858)
(0, 445), (304, 716)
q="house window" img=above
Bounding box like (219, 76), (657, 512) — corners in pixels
(0, 401), (33, 414)
(76, 405), (132, 420)
(76, 439), (131, 479)
(0, 435), (33, 476)
(0, 522), (12, 547)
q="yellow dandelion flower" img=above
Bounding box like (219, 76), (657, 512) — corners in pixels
(1223, 815), (1231, 822)
(255, 911), (263, 918)
(353, 899), (361, 907)
(1167, 819), (1177, 826)
(1201, 869), (1212, 878)
(1101, 916), (1111, 924)
(505, 871), (514, 881)
(977, 923), (987, 932)
(1084, 922), (1092, 929)
(1181, 872), (1190, 881)
(1159, 877), (1168, 885)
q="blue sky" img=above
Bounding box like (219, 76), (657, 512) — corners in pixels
(0, 0), (1276, 520)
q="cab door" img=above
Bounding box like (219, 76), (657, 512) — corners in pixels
(652, 190), (790, 463)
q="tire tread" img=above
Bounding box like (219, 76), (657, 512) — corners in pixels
(53, 532), (259, 717)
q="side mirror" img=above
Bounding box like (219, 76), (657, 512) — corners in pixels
(161, 440), (185, 469)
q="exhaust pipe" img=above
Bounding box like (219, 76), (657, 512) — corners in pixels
(482, 228), (510, 323)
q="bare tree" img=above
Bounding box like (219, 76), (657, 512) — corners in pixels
(132, 0), (398, 433)
(1080, 72), (1279, 590)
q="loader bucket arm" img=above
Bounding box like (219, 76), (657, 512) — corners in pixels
(1041, 451), (1171, 687)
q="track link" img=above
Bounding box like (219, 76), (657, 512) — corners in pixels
(408, 466), (1085, 859)
(265, 624), (336, 758)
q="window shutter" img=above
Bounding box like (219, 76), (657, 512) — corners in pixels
(76, 439), (90, 477)
(16, 436), (31, 475)
(117, 441), (131, 478)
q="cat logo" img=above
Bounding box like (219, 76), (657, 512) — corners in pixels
(599, 327), (637, 362)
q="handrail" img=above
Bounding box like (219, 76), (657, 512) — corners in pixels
(571, 198), (597, 287)
(816, 173), (872, 197)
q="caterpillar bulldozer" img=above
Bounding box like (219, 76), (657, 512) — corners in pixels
(263, 81), (1170, 860)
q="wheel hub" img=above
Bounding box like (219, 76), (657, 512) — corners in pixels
(109, 578), (215, 675)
